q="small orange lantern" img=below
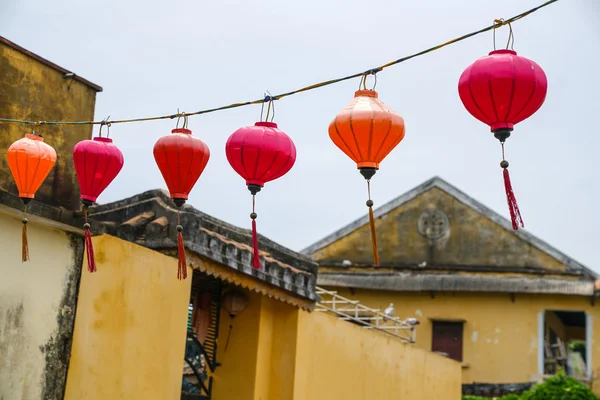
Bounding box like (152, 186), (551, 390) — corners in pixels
(6, 131), (57, 261)
(329, 76), (405, 265)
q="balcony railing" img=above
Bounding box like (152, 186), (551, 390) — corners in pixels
(315, 286), (416, 343)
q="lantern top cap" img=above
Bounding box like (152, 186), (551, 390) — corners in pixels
(489, 49), (517, 56)
(255, 121), (278, 128)
(25, 133), (43, 141)
(171, 128), (192, 135)
(354, 90), (378, 99)
(93, 136), (113, 143)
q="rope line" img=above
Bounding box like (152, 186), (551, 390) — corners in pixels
(0, 0), (558, 128)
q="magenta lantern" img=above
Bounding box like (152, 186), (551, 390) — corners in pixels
(225, 121), (296, 269)
(458, 49), (548, 231)
(73, 136), (124, 273)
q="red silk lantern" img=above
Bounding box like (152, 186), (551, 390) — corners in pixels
(73, 134), (124, 272)
(226, 121), (296, 269)
(154, 127), (210, 279)
(329, 87), (405, 265)
(6, 132), (57, 262)
(458, 49), (547, 230)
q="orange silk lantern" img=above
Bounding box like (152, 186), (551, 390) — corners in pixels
(6, 131), (57, 262)
(329, 82), (405, 265)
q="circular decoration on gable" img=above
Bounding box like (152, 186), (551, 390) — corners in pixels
(417, 210), (449, 240)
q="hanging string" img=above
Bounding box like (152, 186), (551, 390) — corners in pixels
(0, 0), (558, 128)
(177, 210), (188, 280)
(21, 205), (29, 262)
(83, 207), (97, 272)
(500, 142), (524, 230)
(366, 180), (380, 266)
(250, 195), (261, 269)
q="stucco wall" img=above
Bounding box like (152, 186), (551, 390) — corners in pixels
(0, 41), (98, 210)
(312, 187), (567, 270)
(327, 288), (600, 391)
(63, 234), (192, 400)
(294, 311), (462, 400)
(212, 291), (461, 400)
(0, 211), (82, 400)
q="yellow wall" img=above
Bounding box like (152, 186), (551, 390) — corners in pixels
(212, 290), (461, 400)
(64, 234), (192, 400)
(326, 288), (600, 389)
(0, 212), (77, 400)
(0, 40), (98, 210)
(294, 311), (462, 400)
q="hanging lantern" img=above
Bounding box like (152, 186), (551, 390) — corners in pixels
(458, 23), (547, 230)
(6, 130), (57, 262)
(153, 116), (210, 280)
(329, 75), (405, 266)
(221, 290), (248, 352)
(225, 99), (296, 269)
(73, 124), (124, 273)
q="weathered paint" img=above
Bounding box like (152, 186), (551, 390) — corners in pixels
(0, 211), (82, 400)
(0, 40), (99, 210)
(211, 290), (461, 399)
(312, 187), (567, 270)
(327, 288), (600, 395)
(63, 234), (192, 400)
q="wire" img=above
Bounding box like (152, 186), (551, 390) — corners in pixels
(0, 0), (558, 128)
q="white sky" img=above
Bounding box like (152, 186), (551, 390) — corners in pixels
(1, 0), (599, 271)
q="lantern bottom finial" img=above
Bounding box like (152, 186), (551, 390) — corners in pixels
(493, 128), (512, 143)
(359, 167), (377, 180)
(20, 197), (32, 205)
(81, 199), (94, 208)
(247, 184), (262, 195)
(173, 198), (186, 208)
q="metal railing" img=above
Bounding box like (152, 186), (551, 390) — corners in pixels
(315, 286), (416, 343)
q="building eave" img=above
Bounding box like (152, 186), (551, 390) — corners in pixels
(301, 176), (597, 280)
(0, 36), (103, 92)
(317, 272), (596, 296)
(90, 189), (319, 305)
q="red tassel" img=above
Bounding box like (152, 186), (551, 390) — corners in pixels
(503, 167), (524, 230)
(251, 219), (261, 269)
(177, 229), (187, 280)
(84, 227), (96, 272)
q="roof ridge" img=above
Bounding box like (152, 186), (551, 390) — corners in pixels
(301, 176), (597, 279)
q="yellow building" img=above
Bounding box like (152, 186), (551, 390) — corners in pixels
(0, 38), (461, 400)
(303, 176), (600, 397)
(0, 35), (100, 400)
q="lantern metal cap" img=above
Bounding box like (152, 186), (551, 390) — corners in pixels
(489, 49), (517, 56)
(355, 90), (378, 98)
(93, 136), (113, 143)
(171, 128), (192, 135)
(24, 133), (43, 141)
(255, 121), (278, 128)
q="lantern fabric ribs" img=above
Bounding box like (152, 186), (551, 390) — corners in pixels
(73, 137), (125, 205)
(153, 128), (210, 203)
(459, 50), (548, 132)
(330, 90), (405, 170)
(7, 134), (57, 201)
(225, 122), (296, 188)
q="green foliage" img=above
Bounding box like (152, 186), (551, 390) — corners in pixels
(461, 371), (598, 400)
(525, 372), (598, 400)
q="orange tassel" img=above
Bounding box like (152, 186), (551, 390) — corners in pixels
(367, 202), (380, 266)
(21, 218), (29, 262)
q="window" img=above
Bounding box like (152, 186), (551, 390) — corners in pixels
(432, 321), (464, 362)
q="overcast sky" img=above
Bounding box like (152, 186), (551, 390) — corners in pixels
(1, 0), (599, 271)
